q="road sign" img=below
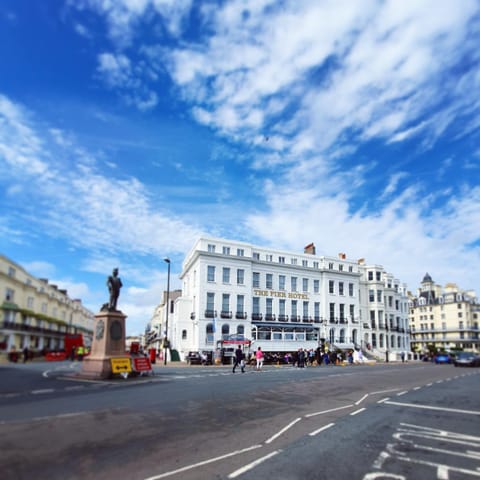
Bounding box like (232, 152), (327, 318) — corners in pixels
(132, 357), (152, 372)
(110, 357), (132, 373)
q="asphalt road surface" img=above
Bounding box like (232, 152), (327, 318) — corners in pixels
(0, 360), (478, 480)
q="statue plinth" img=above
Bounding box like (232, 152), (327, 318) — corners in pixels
(80, 310), (129, 380)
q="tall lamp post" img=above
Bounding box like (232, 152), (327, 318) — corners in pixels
(385, 320), (389, 363)
(163, 257), (171, 366)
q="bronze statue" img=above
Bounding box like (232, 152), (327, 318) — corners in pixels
(106, 268), (123, 311)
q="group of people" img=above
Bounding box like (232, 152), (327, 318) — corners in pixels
(290, 348), (365, 367)
(233, 346), (265, 373)
(232, 346), (367, 372)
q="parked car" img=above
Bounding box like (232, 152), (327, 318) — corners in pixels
(434, 353), (452, 364)
(186, 351), (202, 365)
(454, 352), (480, 367)
(186, 351), (212, 365)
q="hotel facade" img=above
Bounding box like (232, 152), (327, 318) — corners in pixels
(149, 237), (410, 361)
(0, 254), (94, 359)
(409, 273), (479, 353)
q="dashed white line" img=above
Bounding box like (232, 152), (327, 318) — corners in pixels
(265, 417), (302, 444)
(143, 444), (263, 480)
(228, 450), (281, 479)
(350, 408), (366, 416)
(370, 388), (400, 395)
(377, 397), (390, 404)
(305, 404), (354, 418)
(396, 391), (408, 396)
(355, 394), (368, 405)
(309, 422), (335, 436)
(31, 389), (54, 395)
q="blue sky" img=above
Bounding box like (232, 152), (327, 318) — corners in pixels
(1, 0), (479, 335)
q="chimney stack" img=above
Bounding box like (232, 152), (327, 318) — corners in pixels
(304, 243), (316, 255)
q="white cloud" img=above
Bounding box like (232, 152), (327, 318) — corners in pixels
(21, 261), (57, 279)
(0, 96), (201, 332)
(96, 52), (159, 110)
(71, 0), (192, 45)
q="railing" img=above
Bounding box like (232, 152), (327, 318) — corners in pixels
(220, 311), (232, 319)
(235, 312), (247, 319)
(204, 310), (217, 318)
(265, 313), (276, 321)
(1, 321), (67, 336)
(290, 315), (300, 322)
(251, 313), (263, 321)
(277, 314), (289, 322)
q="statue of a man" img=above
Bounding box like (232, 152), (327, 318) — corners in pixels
(107, 268), (123, 311)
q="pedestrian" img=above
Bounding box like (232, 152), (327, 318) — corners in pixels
(255, 347), (264, 371)
(323, 351), (330, 366)
(401, 351), (406, 363)
(348, 351), (353, 364)
(23, 346), (29, 363)
(232, 345), (244, 373)
(297, 348), (305, 368)
(77, 345), (84, 361)
(70, 346), (76, 362)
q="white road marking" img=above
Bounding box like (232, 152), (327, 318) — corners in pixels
(143, 444), (263, 480)
(228, 450), (281, 478)
(355, 393), (368, 405)
(31, 389), (54, 395)
(309, 422), (335, 436)
(350, 408), (366, 416)
(384, 401), (480, 416)
(305, 404), (354, 418)
(265, 417), (302, 444)
(370, 388), (400, 395)
(377, 397), (390, 404)
(396, 391), (408, 396)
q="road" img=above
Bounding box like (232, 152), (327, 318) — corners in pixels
(0, 361), (478, 480)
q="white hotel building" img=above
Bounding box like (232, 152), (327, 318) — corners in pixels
(153, 237), (410, 361)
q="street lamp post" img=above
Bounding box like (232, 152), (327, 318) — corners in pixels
(163, 257), (171, 366)
(385, 320), (389, 363)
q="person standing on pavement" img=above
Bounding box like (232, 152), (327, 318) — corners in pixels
(232, 346), (245, 373)
(23, 346), (29, 363)
(255, 346), (264, 371)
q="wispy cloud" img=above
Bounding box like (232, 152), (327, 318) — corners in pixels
(0, 94), (202, 257)
(96, 52), (159, 110)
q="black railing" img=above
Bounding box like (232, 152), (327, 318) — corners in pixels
(220, 311), (232, 319)
(1, 321), (68, 336)
(204, 310), (217, 318)
(265, 313), (276, 321)
(235, 312), (247, 319)
(277, 315), (289, 322)
(251, 313), (263, 321)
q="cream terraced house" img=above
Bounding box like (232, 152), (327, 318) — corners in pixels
(409, 273), (479, 353)
(358, 260), (410, 361)
(149, 237), (410, 362)
(0, 254), (94, 359)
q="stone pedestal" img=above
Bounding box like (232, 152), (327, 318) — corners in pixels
(80, 310), (129, 380)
